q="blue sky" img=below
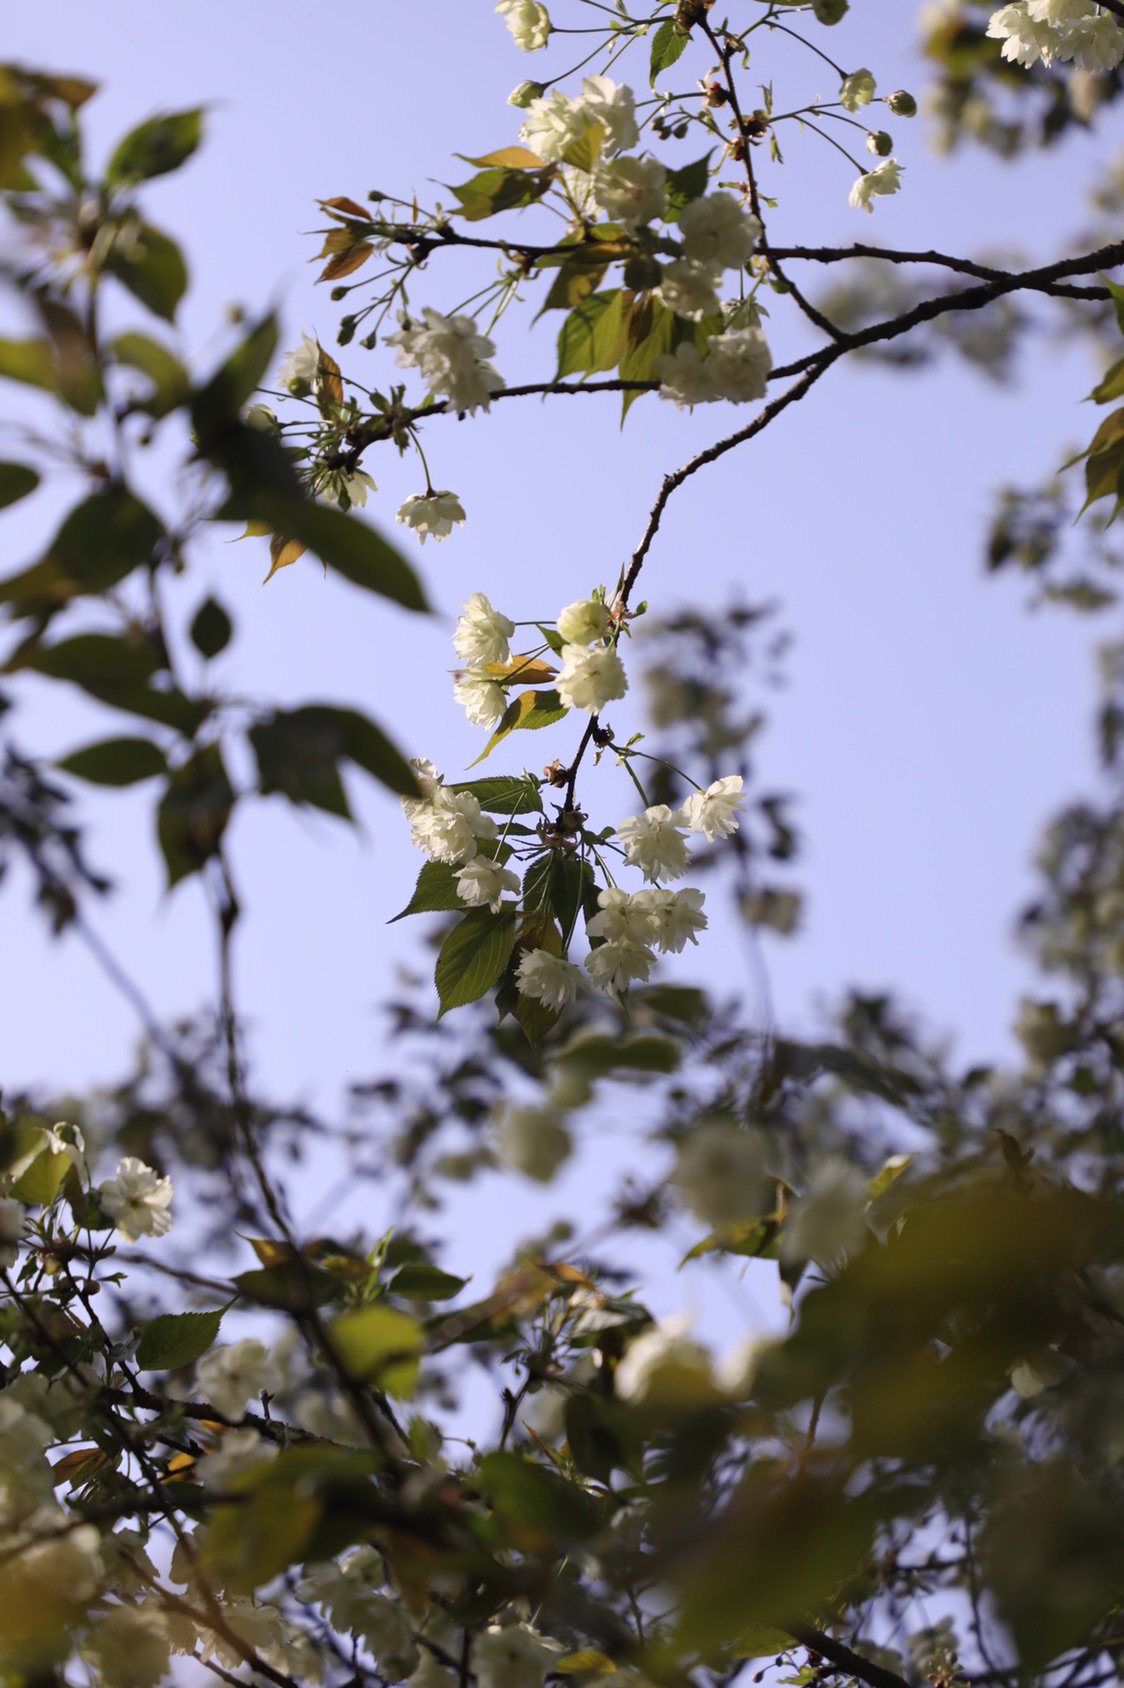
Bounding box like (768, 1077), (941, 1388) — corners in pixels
(1, 0), (1115, 1152)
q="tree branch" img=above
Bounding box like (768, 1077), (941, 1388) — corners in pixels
(764, 242), (1110, 300)
(789, 1623), (916, 1688)
(772, 240), (1124, 382)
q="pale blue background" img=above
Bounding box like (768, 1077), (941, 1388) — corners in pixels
(0, 5), (1116, 1313)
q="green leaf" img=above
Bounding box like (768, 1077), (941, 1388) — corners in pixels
(106, 108), (204, 185)
(459, 146), (548, 169)
(189, 596), (233, 660)
(449, 776), (543, 815)
(537, 247), (612, 316)
(0, 487), (165, 619)
(556, 290), (628, 379)
(733, 1626), (798, 1661)
(451, 163), (555, 222)
(58, 735), (167, 787)
(619, 292), (677, 421)
(135, 1308), (224, 1372)
(250, 709), (350, 820)
(209, 425), (427, 613)
(556, 1654), (619, 1677)
(389, 860), (463, 922)
(112, 331), (188, 418)
(19, 633), (202, 734)
(470, 688), (568, 768)
(561, 119), (605, 174)
(103, 222), (188, 321)
(191, 315), (279, 443)
(553, 1029), (683, 1081)
(0, 462), (39, 509)
(251, 703), (417, 813)
(1075, 406), (1124, 520)
(0, 337), (58, 398)
(320, 704), (419, 796)
(156, 744), (234, 888)
(435, 906), (518, 1014)
(387, 1264), (468, 1301)
(650, 18), (692, 85)
(234, 1261), (339, 1311)
(329, 1304), (423, 1396)
(12, 1144), (72, 1208)
(1102, 273), (1124, 339)
(664, 153), (714, 222)
(478, 1450), (605, 1551)
(564, 1392), (626, 1485)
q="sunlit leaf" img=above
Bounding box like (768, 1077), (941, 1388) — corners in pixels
(650, 18), (691, 85)
(435, 907), (518, 1014)
(469, 688), (568, 767)
(329, 1304), (423, 1396)
(135, 1309), (224, 1372)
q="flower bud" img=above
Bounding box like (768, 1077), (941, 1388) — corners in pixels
(508, 80), (545, 108)
(886, 89), (918, 117)
(812, 0), (849, 21)
(866, 129), (894, 156)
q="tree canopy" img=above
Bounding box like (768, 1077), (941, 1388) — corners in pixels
(0, 7), (1123, 1688)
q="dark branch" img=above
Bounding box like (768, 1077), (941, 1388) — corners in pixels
(765, 242), (1110, 300)
(790, 1624), (916, 1688)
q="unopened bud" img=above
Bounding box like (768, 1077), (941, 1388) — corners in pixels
(812, 0), (849, 20)
(330, 285), (348, 301)
(887, 89), (918, 116)
(337, 316), (356, 346)
(508, 80), (545, 108)
(866, 130), (894, 156)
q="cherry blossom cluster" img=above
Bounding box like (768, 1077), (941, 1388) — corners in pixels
(986, 0), (1124, 73)
(400, 588), (748, 1011)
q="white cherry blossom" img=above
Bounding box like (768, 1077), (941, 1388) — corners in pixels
(615, 805), (690, 882)
(681, 775), (746, 840)
(453, 593), (515, 667)
(557, 597), (611, 645)
(850, 157), (904, 213)
(657, 259), (723, 322)
(387, 308), (504, 414)
(585, 938), (654, 996)
(396, 490), (466, 543)
(195, 1338), (281, 1420)
(555, 643), (627, 712)
(454, 670), (509, 728)
(839, 68), (877, 109)
(515, 947), (583, 1009)
(98, 1157), (173, 1243)
(496, 0), (551, 50)
(455, 854), (520, 912)
(592, 155), (666, 228)
(679, 191), (761, 270)
(635, 886), (708, 952)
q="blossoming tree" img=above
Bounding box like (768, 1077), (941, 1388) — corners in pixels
(1, 4), (1124, 1687)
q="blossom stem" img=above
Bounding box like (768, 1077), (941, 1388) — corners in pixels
(764, 16), (847, 77)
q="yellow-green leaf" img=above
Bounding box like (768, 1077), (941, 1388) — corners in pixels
(329, 1304), (423, 1396)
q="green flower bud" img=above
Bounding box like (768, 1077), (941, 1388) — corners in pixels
(812, 0), (849, 22)
(508, 80), (545, 109)
(887, 89), (918, 117)
(866, 130), (894, 156)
